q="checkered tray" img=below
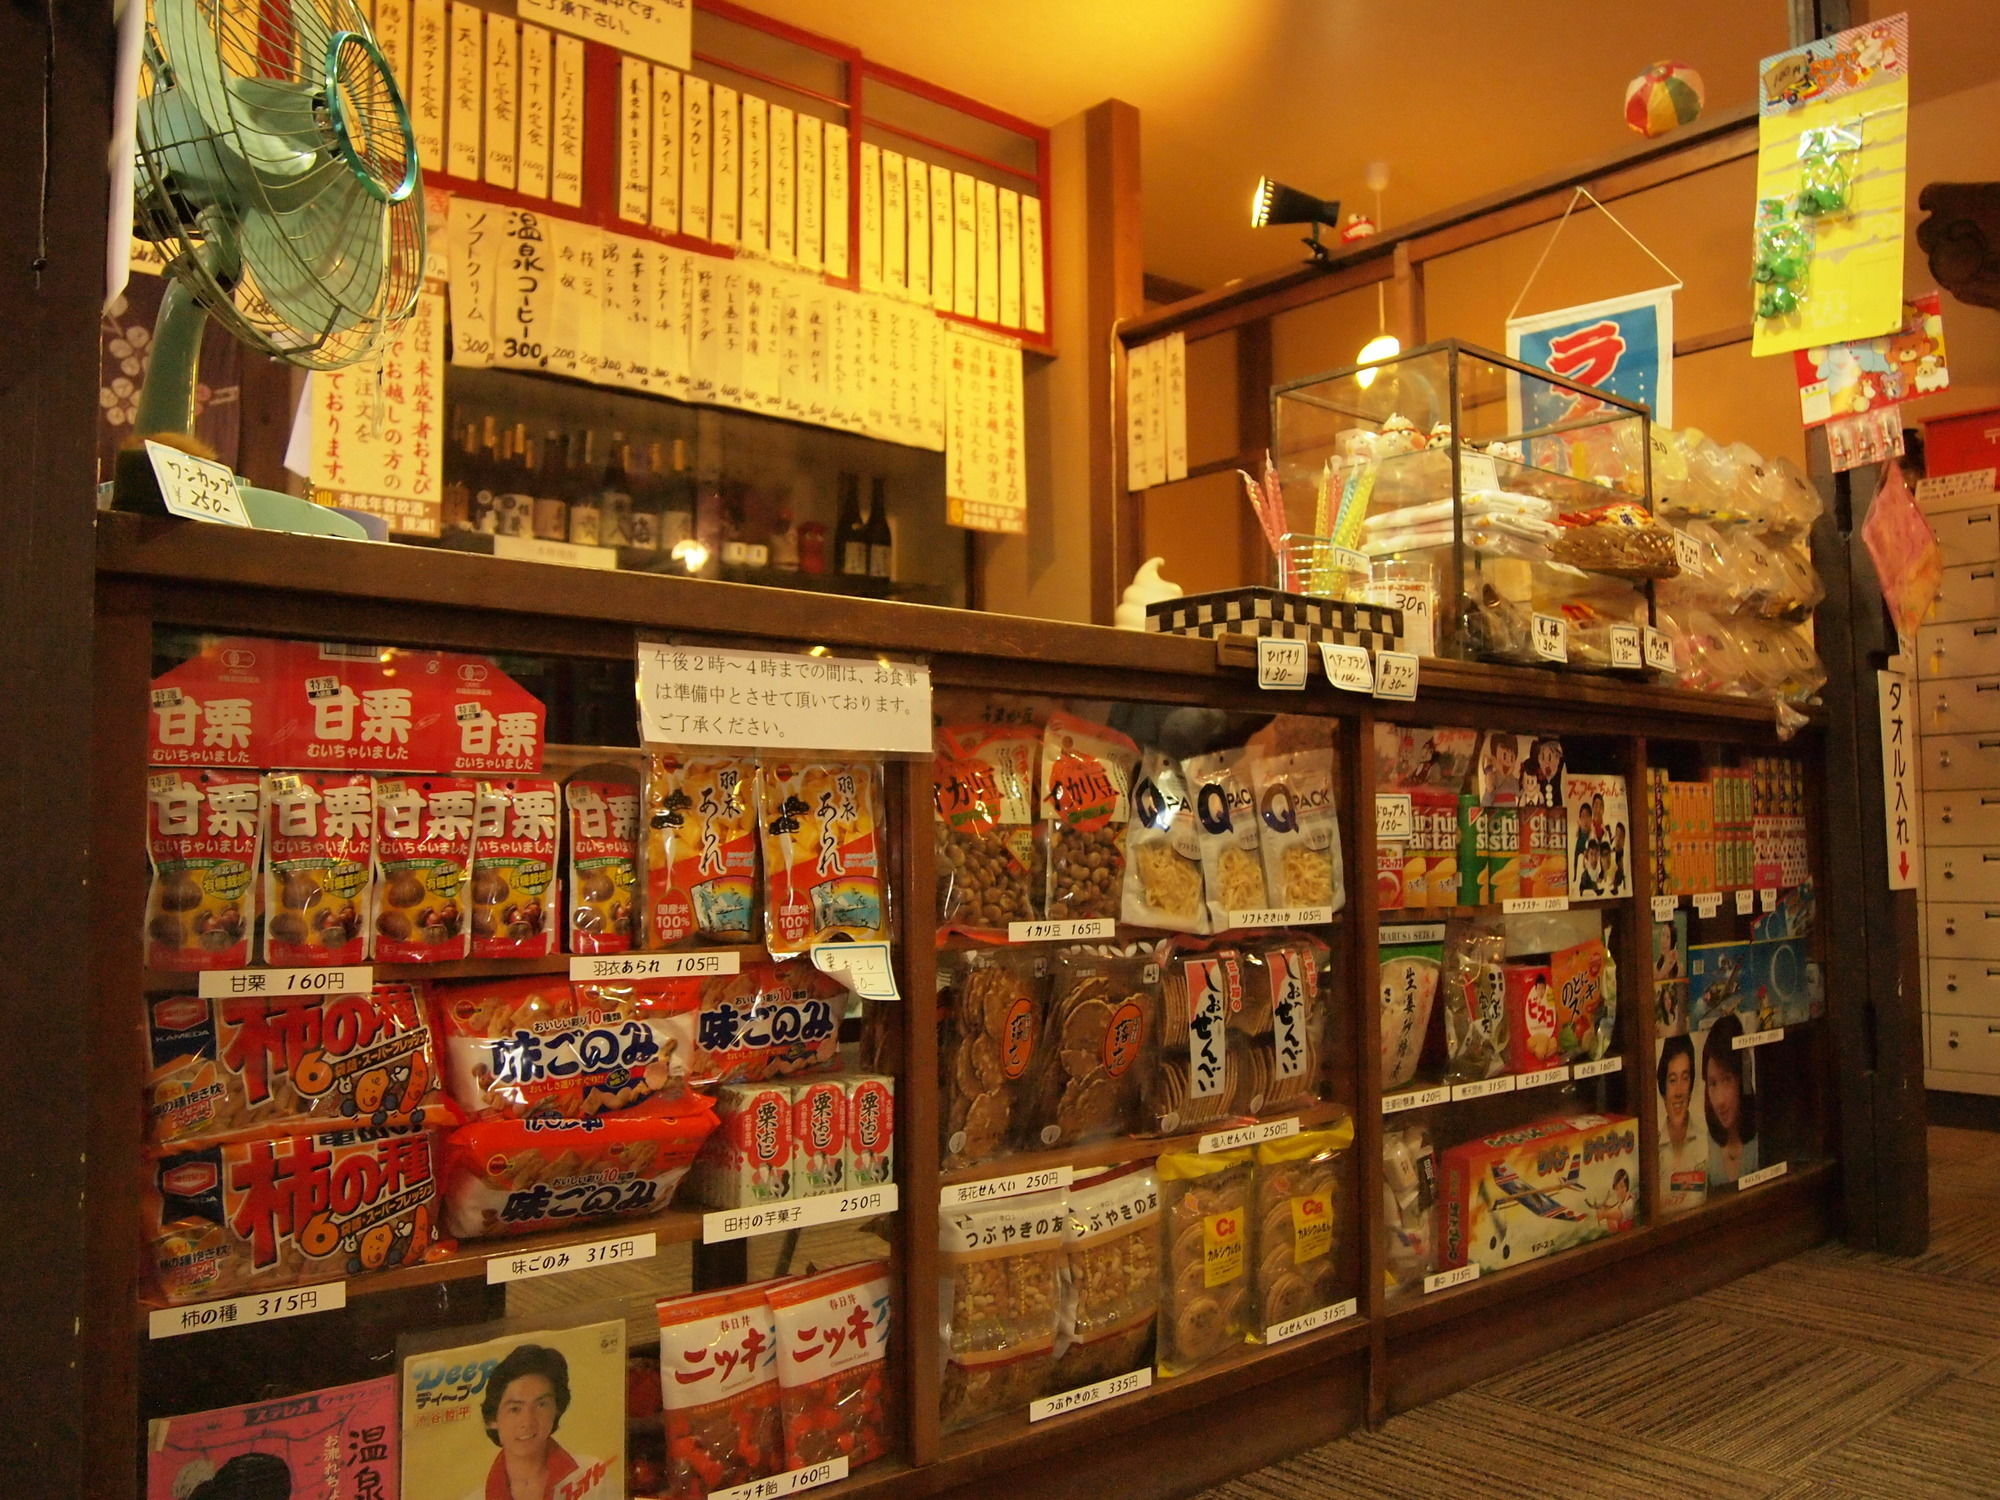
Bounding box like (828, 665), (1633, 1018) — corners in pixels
(1146, 587), (1405, 651)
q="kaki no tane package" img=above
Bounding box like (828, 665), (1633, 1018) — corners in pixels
(567, 775), (642, 954)
(1185, 747), (1267, 933)
(759, 760), (886, 957)
(371, 777), (478, 962)
(1252, 1123), (1353, 1339)
(767, 1261), (894, 1469)
(145, 983), (453, 1148)
(437, 1104), (717, 1240)
(1156, 1147), (1252, 1376)
(1052, 1164), (1161, 1391)
(147, 768), (262, 971)
(469, 777), (560, 959)
(1041, 713), (1138, 922)
(656, 1284), (787, 1499)
(431, 975), (696, 1120)
(146, 1125), (438, 1304)
(933, 723), (1041, 936)
(646, 752), (758, 948)
(261, 772), (372, 967)
(1121, 748), (1207, 934)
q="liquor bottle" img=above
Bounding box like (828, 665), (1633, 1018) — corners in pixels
(835, 473), (869, 579)
(567, 430), (602, 547)
(496, 423), (536, 538)
(624, 443), (660, 554)
(441, 417), (476, 533)
(472, 414), (502, 533)
(532, 430), (569, 542)
(865, 477), (893, 582)
(660, 438), (696, 556)
(599, 433), (633, 548)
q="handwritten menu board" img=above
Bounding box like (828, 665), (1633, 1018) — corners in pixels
(945, 327), (1028, 534)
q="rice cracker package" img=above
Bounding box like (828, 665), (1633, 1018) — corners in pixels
(1020, 951), (1153, 1149)
(1052, 1164), (1160, 1390)
(146, 1125), (438, 1303)
(261, 772), (372, 966)
(933, 723), (1041, 937)
(692, 962), (846, 1084)
(469, 777), (560, 959)
(566, 774), (642, 954)
(656, 1285), (786, 1499)
(146, 984), (453, 1147)
(146, 768), (262, 971)
(1041, 714), (1138, 922)
(1252, 1122), (1354, 1338)
(759, 761), (887, 957)
(646, 752), (759, 947)
(941, 948), (1047, 1169)
(1238, 939), (1327, 1115)
(371, 776), (478, 962)
(1156, 1148), (1252, 1376)
(1149, 952), (1244, 1133)
(768, 1262), (894, 1469)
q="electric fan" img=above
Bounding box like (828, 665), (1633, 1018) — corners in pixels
(115, 0), (425, 529)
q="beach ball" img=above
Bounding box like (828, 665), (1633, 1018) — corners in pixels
(1624, 62), (1705, 138)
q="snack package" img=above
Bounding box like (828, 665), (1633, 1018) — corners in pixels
(1551, 937), (1608, 1062)
(1438, 1113), (1639, 1271)
(1373, 725), (1477, 794)
(759, 760), (887, 956)
(688, 1082), (795, 1208)
(145, 1125), (438, 1304)
(1121, 748), (1207, 933)
(768, 1262), (894, 1469)
(1250, 748), (1345, 915)
(1149, 951), (1243, 1134)
(146, 984), (453, 1148)
(1379, 942), (1442, 1090)
(1253, 1123), (1354, 1338)
(1040, 713), (1139, 922)
(431, 975), (697, 1120)
(261, 772), (372, 967)
(1186, 747), (1267, 931)
(1238, 939), (1327, 1115)
(1020, 952), (1153, 1149)
(657, 1286), (786, 1499)
(846, 1074), (896, 1190)
(1441, 922), (1509, 1083)
(941, 949), (1047, 1170)
(1053, 1165), (1160, 1390)
(1503, 962), (1559, 1072)
(939, 1188), (1065, 1430)
(1156, 1148), (1252, 1376)
(934, 723), (1040, 937)
(567, 775), (641, 955)
(1519, 803), (1571, 900)
(1412, 789), (1460, 910)
(693, 962), (846, 1083)
(469, 777), (560, 959)
(1460, 799), (1521, 906)
(1382, 1123), (1438, 1294)
(790, 1077), (849, 1199)
(146, 768), (262, 971)
(372, 776), (477, 963)
(439, 1104), (715, 1238)
(646, 752), (758, 948)
(1565, 771), (1632, 900)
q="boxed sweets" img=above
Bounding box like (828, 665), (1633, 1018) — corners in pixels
(656, 1285), (786, 1499)
(1437, 1112), (1639, 1272)
(938, 1188), (1065, 1431)
(261, 771), (372, 966)
(941, 948), (1048, 1170)
(768, 1262), (894, 1469)
(789, 1076), (849, 1199)
(1518, 803), (1571, 901)
(688, 1081), (795, 1209)
(846, 1073), (895, 1190)
(1052, 1164), (1161, 1390)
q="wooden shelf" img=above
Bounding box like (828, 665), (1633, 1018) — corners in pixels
(939, 1101), (1356, 1187)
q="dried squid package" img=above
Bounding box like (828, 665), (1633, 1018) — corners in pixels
(1185, 747), (1267, 930)
(1250, 747), (1345, 916)
(1121, 748), (1207, 933)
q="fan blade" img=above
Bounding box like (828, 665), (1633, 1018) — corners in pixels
(238, 163), (388, 345)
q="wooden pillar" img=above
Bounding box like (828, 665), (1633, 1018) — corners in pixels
(1386, 241), (1426, 349)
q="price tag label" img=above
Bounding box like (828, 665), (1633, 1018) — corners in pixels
(809, 941), (900, 1000)
(1383, 1083), (1450, 1114)
(197, 966), (374, 999)
(1257, 636), (1310, 690)
(941, 1166), (1072, 1207)
(1738, 1161), (1790, 1191)
(1651, 895), (1679, 922)
(145, 440), (252, 527)
(1644, 627), (1677, 674)
(1265, 1297), (1359, 1346)
(1424, 1264), (1480, 1294)
(1460, 452), (1500, 491)
(1694, 892), (1723, 918)
(1573, 1055), (1623, 1080)
(1451, 1075), (1517, 1101)
(1379, 922), (1446, 946)
(710, 1457), (850, 1500)
(1608, 625), (1644, 670)
(487, 1232), (657, 1283)
(1029, 1368), (1152, 1423)
(703, 1183), (899, 1243)
(1376, 794), (1414, 842)
(1734, 1026), (1785, 1050)
(1373, 650), (1419, 701)
(1515, 1064), (1571, 1091)
(1198, 1117), (1301, 1154)
(1735, 889), (1755, 915)
(1760, 886), (1779, 912)
(150, 1282), (346, 1339)
(1532, 613), (1569, 663)
(572, 951), (742, 980)
(150, 687), (185, 709)
(1319, 641), (1374, 693)
(1007, 918), (1116, 943)
(455, 700), (485, 724)
(1503, 896), (1569, 915)
(1671, 528), (1703, 573)
(1224, 905), (1336, 931)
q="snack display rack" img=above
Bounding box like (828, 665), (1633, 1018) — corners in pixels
(89, 511), (1838, 1500)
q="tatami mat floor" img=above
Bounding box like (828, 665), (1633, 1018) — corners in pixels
(1196, 1126), (2000, 1500)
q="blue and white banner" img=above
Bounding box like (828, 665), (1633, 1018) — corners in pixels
(1506, 286), (1675, 428)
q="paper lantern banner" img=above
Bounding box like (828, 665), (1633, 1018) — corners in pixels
(1625, 62), (1706, 138)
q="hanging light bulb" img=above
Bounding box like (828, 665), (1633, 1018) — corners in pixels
(1354, 164), (1397, 388)
(1355, 333), (1402, 390)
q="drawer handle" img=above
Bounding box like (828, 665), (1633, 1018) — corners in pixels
(1980, 684), (2000, 694)
(1989, 1026), (2000, 1035)
(1948, 979), (1960, 991)
(1980, 740), (2000, 749)
(1981, 796), (2000, 806)
(1976, 569), (1997, 581)
(1979, 626), (2000, 638)
(1988, 968), (2000, 977)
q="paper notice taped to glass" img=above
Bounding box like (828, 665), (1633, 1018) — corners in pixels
(637, 641), (931, 753)
(811, 940), (900, 1000)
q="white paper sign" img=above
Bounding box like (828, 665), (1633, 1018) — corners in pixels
(1199, 1117), (1302, 1154)
(1376, 794), (1414, 842)
(1735, 888), (1755, 915)
(1515, 1064), (1571, 1091)
(146, 442), (250, 527)
(1452, 1075), (1517, 1101)
(1652, 894), (1678, 921)
(570, 951), (740, 981)
(1378, 922), (1446, 945)
(197, 965), (373, 998)
(711, 1458), (849, 1500)
(1225, 905), (1336, 930)
(1532, 613), (1569, 663)
(1644, 626), (1677, 674)
(1761, 886), (1779, 911)
(1321, 641), (1374, 692)
(519, 0), (689, 69)
(1738, 1160), (1790, 1190)
(941, 1166), (1072, 1207)
(1573, 1055), (1623, 1079)
(1383, 1083), (1450, 1114)
(637, 642), (930, 752)
(1425, 1264), (1479, 1294)
(1265, 1298), (1358, 1345)
(150, 1282), (346, 1339)
(1503, 895), (1569, 914)
(810, 941), (900, 1000)
(1734, 1026), (1785, 1050)
(1259, 637), (1310, 689)
(703, 1183), (897, 1243)
(1879, 664), (1918, 890)
(486, 1232), (656, 1283)
(1609, 625), (1643, 670)
(1373, 651), (1419, 700)
(1029, 1369), (1151, 1423)
(1006, 918), (1115, 943)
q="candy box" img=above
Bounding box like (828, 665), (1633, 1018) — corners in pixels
(789, 1077), (849, 1199)
(845, 1074), (895, 1190)
(1437, 1112), (1639, 1272)
(689, 1083), (794, 1209)
(1503, 962), (1559, 1072)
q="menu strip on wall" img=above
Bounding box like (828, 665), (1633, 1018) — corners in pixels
(711, 83), (741, 246)
(482, 13), (517, 190)
(796, 113), (823, 272)
(741, 94), (770, 253)
(681, 75), (711, 241)
(823, 120), (850, 278)
(769, 103), (796, 264)
(881, 150), (907, 293)
(517, 23), (551, 198)
(410, 0), (446, 172)
(551, 35), (584, 206)
(649, 66), (681, 234)
(618, 55), (649, 223)
(975, 178), (1000, 325)
(446, 2), (481, 179)
(904, 157), (930, 303)
(858, 142), (883, 292)
(1021, 194), (1046, 333)
(998, 186), (1022, 329)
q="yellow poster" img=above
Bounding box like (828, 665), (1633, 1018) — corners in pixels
(312, 285), (446, 535)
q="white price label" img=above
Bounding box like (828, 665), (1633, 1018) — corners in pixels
(1198, 1116), (1301, 1154)
(1760, 886), (1779, 912)
(1608, 625), (1643, 670)
(1383, 1083), (1450, 1114)
(1373, 651), (1419, 701)
(1670, 528), (1703, 573)
(1451, 1075), (1517, 1101)
(1735, 888), (1755, 916)
(1734, 1026), (1785, 1050)
(1225, 905), (1336, 930)
(1424, 1264), (1480, 1294)
(941, 1166), (1072, 1207)
(1379, 922), (1446, 945)
(703, 1183), (899, 1243)
(1737, 1161), (1790, 1190)
(710, 1457), (849, 1500)
(1503, 896), (1569, 915)
(1006, 918), (1116, 943)
(1573, 1055), (1623, 1079)
(1460, 451), (1500, 491)
(1651, 895), (1679, 921)
(487, 1232), (657, 1283)
(571, 951), (742, 980)
(1265, 1297), (1359, 1345)
(1376, 794), (1414, 842)
(1644, 627), (1677, 674)
(1515, 1064), (1571, 1091)
(809, 941), (900, 1000)
(1319, 641), (1374, 693)
(197, 966), (374, 999)
(150, 1282), (346, 1339)
(145, 440), (251, 527)
(1694, 892), (1723, 918)
(1532, 613), (1569, 663)
(1257, 636), (1310, 690)
(1029, 1368), (1152, 1422)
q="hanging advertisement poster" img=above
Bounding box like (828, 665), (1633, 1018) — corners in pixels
(1794, 292), (1948, 425)
(1506, 286), (1675, 427)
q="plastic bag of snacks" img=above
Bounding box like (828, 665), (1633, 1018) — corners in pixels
(1382, 1123), (1437, 1294)
(1156, 1148), (1252, 1376)
(145, 984), (453, 1148)
(692, 962), (847, 1083)
(768, 1262), (894, 1469)
(934, 723), (1041, 937)
(1249, 748), (1345, 915)
(437, 1104), (716, 1239)
(938, 1187), (1065, 1431)
(1184, 747), (1267, 931)
(656, 1285), (787, 1499)
(1235, 939), (1327, 1116)
(1121, 748), (1207, 933)
(146, 767), (262, 971)
(261, 771), (371, 966)
(1253, 1123), (1353, 1337)
(431, 976), (697, 1120)
(1022, 951), (1155, 1148)
(646, 752), (759, 948)
(1052, 1164), (1160, 1390)
(1379, 941), (1441, 1090)
(1041, 713), (1139, 922)
(145, 1125), (438, 1304)
(566, 774), (641, 954)
(373, 776), (478, 962)
(759, 760), (888, 957)
(940, 948), (1047, 1171)
(1148, 951), (1244, 1133)
(469, 777), (560, 959)
(1441, 921), (1509, 1084)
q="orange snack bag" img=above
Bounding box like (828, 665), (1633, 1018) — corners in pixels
(758, 761), (886, 957)
(146, 767), (262, 972)
(646, 752), (759, 947)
